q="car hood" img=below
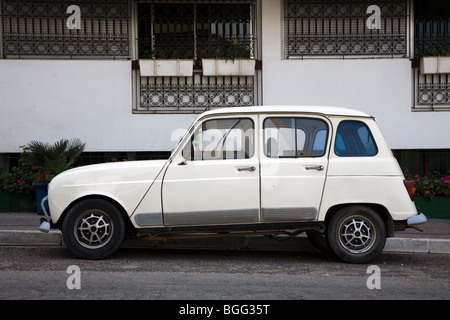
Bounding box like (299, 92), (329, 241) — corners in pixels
(51, 160), (168, 186)
(48, 160), (169, 222)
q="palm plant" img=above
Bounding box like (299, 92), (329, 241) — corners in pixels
(21, 138), (85, 183)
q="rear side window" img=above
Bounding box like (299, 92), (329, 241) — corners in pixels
(264, 117), (329, 158)
(335, 121), (378, 157)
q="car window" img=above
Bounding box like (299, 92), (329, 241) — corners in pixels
(264, 117), (328, 158)
(335, 121), (378, 157)
(182, 118), (254, 161)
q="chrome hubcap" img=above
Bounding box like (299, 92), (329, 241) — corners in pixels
(75, 211), (113, 249)
(338, 216), (375, 254)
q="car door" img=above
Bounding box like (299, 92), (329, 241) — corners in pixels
(260, 115), (330, 221)
(161, 116), (260, 226)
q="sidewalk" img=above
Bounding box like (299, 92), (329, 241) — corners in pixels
(0, 212), (449, 254)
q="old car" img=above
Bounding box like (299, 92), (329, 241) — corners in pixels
(39, 106), (426, 263)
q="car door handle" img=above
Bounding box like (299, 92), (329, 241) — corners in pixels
(305, 165), (324, 171)
(237, 166), (256, 172)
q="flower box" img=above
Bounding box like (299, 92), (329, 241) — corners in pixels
(202, 59), (256, 76)
(139, 59), (194, 77)
(415, 196), (450, 219)
(0, 191), (36, 212)
(420, 56), (450, 74)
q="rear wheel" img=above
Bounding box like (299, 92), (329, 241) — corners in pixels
(62, 199), (126, 260)
(326, 206), (386, 264)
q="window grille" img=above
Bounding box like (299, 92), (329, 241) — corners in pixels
(415, 70), (450, 111)
(135, 0), (257, 113)
(413, 0), (450, 111)
(137, 0), (256, 60)
(1, 0), (130, 58)
(284, 0), (408, 57)
(414, 0), (450, 57)
(138, 73), (254, 112)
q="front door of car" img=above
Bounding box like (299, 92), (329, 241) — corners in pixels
(259, 116), (330, 222)
(161, 116), (260, 226)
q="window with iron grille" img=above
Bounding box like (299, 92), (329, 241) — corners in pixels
(284, 0), (408, 58)
(138, 74), (254, 112)
(137, 0), (255, 60)
(414, 0), (450, 57)
(1, 0), (130, 58)
(415, 72), (450, 111)
(414, 0), (450, 111)
(135, 0), (257, 113)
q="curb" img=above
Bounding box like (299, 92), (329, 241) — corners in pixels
(1, 230), (450, 254)
(0, 230), (62, 246)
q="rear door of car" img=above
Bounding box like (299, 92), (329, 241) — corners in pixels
(259, 114), (331, 222)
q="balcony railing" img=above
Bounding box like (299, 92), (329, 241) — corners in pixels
(136, 72), (255, 113)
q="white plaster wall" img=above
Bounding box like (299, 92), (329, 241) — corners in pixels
(1, 0), (450, 153)
(261, 0), (450, 150)
(0, 60), (197, 153)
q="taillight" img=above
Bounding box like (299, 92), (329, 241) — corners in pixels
(404, 180), (416, 201)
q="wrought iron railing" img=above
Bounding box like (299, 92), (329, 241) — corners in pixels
(414, 0), (450, 57)
(1, 0), (131, 58)
(284, 0), (408, 58)
(137, 72), (254, 112)
(137, 1), (256, 60)
(415, 70), (450, 110)
(135, 0), (257, 112)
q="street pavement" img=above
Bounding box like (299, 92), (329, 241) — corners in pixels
(0, 212), (449, 254)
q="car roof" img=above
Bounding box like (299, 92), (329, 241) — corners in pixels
(200, 105), (373, 119)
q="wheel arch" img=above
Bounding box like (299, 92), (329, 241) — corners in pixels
(55, 195), (136, 235)
(324, 203), (394, 237)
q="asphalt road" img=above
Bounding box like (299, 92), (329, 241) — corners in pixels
(0, 246), (449, 302)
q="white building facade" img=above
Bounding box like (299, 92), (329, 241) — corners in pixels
(1, 0), (449, 173)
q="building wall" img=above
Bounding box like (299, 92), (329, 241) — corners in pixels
(261, 0), (450, 150)
(0, 59), (197, 153)
(1, 0), (449, 153)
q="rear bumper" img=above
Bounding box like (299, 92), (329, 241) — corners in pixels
(407, 212), (427, 226)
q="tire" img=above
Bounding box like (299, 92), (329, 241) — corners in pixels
(326, 206), (386, 264)
(306, 231), (329, 251)
(62, 199), (126, 260)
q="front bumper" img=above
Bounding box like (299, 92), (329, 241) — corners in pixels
(407, 212), (427, 227)
(38, 196), (51, 233)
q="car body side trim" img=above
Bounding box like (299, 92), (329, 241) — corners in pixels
(136, 221), (325, 235)
(163, 209), (260, 226)
(261, 207), (318, 221)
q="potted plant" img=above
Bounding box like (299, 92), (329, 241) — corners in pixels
(20, 138), (85, 215)
(202, 40), (256, 76)
(139, 49), (194, 77)
(419, 45), (450, 74)
(404, 169), (450, 218)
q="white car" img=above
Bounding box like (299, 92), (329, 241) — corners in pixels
(40, 106), (426, 263)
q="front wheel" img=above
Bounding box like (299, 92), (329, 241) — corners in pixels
(326, 206), (386, 264)
(62, 199), (126, 260)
